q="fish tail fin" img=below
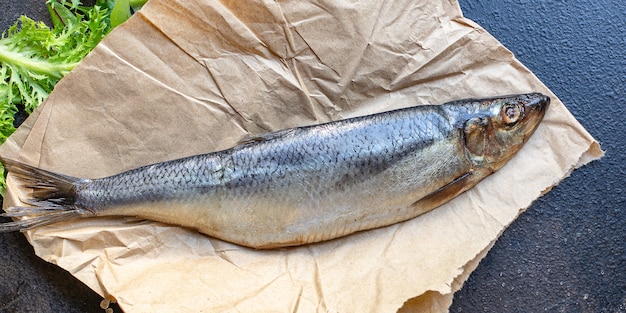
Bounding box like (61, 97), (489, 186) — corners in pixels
(0, 159), (85, 232)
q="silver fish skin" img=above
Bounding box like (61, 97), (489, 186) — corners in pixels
(0, 93), (549, 248)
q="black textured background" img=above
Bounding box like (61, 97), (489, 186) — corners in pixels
(0, 1), (624, 312)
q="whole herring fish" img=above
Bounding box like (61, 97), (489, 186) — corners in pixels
(0, 93), (549, 249)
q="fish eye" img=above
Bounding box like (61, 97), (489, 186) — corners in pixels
(501, 103), (523, 125)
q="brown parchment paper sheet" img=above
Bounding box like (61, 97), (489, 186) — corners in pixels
(0, 0), (602, 312)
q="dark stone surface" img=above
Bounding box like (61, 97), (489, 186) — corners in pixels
(0, 1), (624, 312)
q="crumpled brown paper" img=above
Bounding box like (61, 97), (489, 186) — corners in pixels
(0, 0), (602, 312)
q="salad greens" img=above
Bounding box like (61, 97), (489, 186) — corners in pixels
(0, 0), (146, 194)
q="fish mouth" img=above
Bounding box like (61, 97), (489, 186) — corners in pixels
(524, 93), (550, 114)
(520, 93), (550, 140)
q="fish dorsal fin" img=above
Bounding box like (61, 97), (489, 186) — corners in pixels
(236, 128), (297, 145)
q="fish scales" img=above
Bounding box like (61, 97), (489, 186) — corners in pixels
(81, 106), (458, 245)
(0, 93), (549, 248)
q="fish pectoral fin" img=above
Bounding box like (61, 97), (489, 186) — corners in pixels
(409, 171), (477, 214)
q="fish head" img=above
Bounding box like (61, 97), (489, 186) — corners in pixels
(462, 93), (550, 171)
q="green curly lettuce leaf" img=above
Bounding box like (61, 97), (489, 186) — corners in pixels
(0, 4), (110, 141)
